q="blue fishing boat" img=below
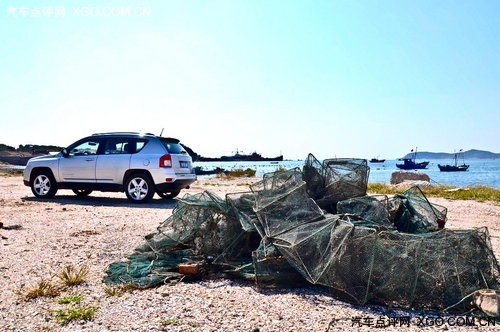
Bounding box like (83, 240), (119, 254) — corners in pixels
(396, 148), (429, 170)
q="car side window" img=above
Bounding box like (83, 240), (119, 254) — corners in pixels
(161, 142), (185, 154)
(135, 139), (148, 153)
(101, 138), (148, 155)
(70, 140), (100, 156)
(103, 138), (130, 155)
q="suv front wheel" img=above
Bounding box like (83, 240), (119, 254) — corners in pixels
(124, 173), (155, 203)
(31, 170), (58, 198)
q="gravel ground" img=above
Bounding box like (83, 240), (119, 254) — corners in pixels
(1, 175), (499, 331)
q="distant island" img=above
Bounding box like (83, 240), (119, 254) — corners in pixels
(402, 149), (499, 160)
(1, 142), (498, 166)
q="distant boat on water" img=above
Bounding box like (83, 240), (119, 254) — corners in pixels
(438, 149), (470, 172)
(222, 151), (283, 162)
(197, 149), (283, 162)
(396, 148), (429, 170)
(369, 158), (386, 163)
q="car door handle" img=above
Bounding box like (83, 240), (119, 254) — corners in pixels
(85, 158), (95, 162)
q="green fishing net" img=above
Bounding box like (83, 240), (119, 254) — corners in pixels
(104, 155), (500, 312)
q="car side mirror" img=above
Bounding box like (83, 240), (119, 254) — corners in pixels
(61, 148), (69, 158)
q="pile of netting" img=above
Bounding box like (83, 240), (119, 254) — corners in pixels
(104, 153), (500, 313)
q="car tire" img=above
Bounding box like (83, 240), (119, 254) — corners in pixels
(31, 170), (58, 198)
(156, 190), (180, 200)
(125, 173), (155, 203)
(72, 189), (93, 197)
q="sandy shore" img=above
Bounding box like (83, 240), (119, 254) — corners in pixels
(1, 175), (499, 331)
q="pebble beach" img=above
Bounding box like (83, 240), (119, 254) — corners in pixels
(1, 174), (499, 331)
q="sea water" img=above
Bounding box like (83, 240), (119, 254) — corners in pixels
(194, 158), (500, 188)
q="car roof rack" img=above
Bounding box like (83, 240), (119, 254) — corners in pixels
(92, 132), (156, 136)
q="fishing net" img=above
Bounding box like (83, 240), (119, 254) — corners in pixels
(250, 168), (324, 238)
(390, 186), (447, 233)
(303, 155), (369, 213)
(335, 187), (448, 234)
(252, 237), (308, 289)
(105, 154), (500, 313)
(273, 218), (499, 310)
(105, 191), (260, 287)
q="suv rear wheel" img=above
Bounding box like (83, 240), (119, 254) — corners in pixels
(125, 173), (155, 203)
(31, 170), (58, 198)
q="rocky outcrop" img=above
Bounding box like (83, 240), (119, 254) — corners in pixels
(0, 155), (33, 166)
(390, 171), (430, 185)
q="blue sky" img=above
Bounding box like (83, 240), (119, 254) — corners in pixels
(1, 0), (498, 160)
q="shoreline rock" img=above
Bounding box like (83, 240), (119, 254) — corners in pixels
(390, 170), (430, 185)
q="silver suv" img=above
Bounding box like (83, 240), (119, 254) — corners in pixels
(23, 132), (196, 203)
